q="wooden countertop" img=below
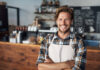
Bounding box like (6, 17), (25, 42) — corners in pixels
(87, 47), (100, 52)
(0, 41), (40, 47)
(86, 47), (100, 70)
(0, 41), (99, 51)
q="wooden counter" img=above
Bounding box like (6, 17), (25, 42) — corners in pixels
(85, 47), (100, 70)
(0, 42), (100, 70)
(0, 42), (40, 70)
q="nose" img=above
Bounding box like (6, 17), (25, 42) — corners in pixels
(61, 19), (65, 25)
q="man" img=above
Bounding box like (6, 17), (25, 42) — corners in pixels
(36, 6), (86, 70)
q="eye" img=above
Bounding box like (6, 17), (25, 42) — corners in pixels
(65, 18), (70, 21)
(65, 18), (68, 21)
(59, 18), (62, 21)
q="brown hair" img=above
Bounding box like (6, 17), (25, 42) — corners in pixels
(55, 5), (73, 20)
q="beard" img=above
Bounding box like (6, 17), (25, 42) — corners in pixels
(58, 25), (70, 34)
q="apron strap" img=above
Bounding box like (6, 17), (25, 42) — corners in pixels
(69, 39), (73, 46)
(50, 35), (56, 44)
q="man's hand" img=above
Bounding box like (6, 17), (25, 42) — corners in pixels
(44, 58), (53, 63)
(44, 59), (74, 69)
(66, 60), (74, 69)
(62, 61), (74, 70)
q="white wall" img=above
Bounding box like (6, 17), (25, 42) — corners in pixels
(0, 0), (42, 26)
(60, 0), (100, 6)
(0, 0), (100, 25)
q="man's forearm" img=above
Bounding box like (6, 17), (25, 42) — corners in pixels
(38, 67), (61, 70)
(38, 62), (67, 70)
(38, 61), (74, 70)
(63, 69), (72, 70)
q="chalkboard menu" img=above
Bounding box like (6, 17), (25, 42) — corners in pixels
(71, 6), (100, 33)
(0, 20), (2, 26)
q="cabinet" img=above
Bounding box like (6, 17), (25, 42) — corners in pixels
(0, 4), (9, 41)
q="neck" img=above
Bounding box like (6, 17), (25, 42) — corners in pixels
(58, 31), (70, 39)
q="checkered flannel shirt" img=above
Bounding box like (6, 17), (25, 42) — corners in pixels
(36, 33), (86, 70)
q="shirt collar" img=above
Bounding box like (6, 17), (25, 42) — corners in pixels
(53, 32), (70, 40)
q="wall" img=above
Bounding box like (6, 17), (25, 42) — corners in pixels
(0, 0), (100, 26)
(60, 0), (100, 6)
(0, 0), (42, 26)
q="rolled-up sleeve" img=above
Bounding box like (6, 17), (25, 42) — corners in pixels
(73, 38), (87, 70)
(36, 40), (46, 65)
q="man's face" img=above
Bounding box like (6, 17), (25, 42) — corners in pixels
(56, 12), (73, 33)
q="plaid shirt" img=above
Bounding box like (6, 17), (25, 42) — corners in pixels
(36, 33), (86, 70)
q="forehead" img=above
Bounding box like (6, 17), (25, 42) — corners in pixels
(58, 12), (71, 18)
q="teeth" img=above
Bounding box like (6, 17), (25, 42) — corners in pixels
(61, 26), (66, 29)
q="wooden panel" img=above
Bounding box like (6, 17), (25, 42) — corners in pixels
(0, 42), (40, 70)
(85, 47), (100, 70)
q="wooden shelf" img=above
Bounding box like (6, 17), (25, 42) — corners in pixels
(39, 19), (54, 21)
(41, 5), (59, 7)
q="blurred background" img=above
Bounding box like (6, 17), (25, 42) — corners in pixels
(0, 0), (100, 70)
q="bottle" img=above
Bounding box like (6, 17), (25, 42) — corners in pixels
(9, 30), (17, 43)
(39, 6), (42, 13)
(55, 0), (59, 7)
(17, 31), (22, 43)
(48, 0), (53, 6)
(52, 0), (55, 6)
(37, 33), (44, 44)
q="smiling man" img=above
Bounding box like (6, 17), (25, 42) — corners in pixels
(36, 6), (86, 70)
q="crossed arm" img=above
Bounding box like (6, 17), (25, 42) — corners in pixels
(38, 59), (74, 70)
